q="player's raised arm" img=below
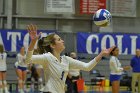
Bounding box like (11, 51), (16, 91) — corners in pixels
(27, 24), (41, 51)
(25, 24), (42, 65)
(95, 46), (115, 62)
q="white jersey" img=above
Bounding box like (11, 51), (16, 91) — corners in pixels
(69, 69), (80, 77)
(17, 53), (27, 67)
(0, 52), (7, 71)
(110, 56), (123, 75)
(26, 51), (98, 93)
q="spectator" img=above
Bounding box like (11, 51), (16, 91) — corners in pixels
(130, 49), (140, 93)
(16, 47), (27, 93)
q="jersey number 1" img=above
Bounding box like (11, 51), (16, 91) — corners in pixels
(60, 71), (65, 80)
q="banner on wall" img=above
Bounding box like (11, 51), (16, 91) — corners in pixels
(44, 0), (75, 14)
(110, 0), (136, 17)
(77, 32), (140, 55)
(0, 30), (55, 52)
(80, 0), (106, 14)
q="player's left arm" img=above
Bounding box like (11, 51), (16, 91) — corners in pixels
(69, 46), (115, 71)
(68, 57), (97, 71)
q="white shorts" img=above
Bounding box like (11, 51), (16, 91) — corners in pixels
(0, 68), (7, 71)
(0, 66), (7, 71)
(0, 63), (7, 71)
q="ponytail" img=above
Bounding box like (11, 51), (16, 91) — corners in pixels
(110, 46), (117, 55)
(37, 38), (46, 54)
(37, 33), (56, 54)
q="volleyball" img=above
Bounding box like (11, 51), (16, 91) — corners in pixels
(93, 9), (111, 27)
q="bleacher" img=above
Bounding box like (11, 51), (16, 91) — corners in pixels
(7, 58), (17, 82)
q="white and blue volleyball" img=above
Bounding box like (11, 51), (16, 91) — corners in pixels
(93, 9), (111, 27)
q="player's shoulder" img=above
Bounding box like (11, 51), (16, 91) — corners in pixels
(110, 56), (116, 61)
(111, 56), (116, 59)
(17, 53), (21, 56)
(62, 55), (76, 63)
(62, 55), (71, 60)
(40, 52), (51, 58)
(4, 52), (7, 56)
(43, 52), (57, 60)
(43, 52), (53, 56)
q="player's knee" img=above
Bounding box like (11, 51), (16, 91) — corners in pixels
(3, 80), (7, 85)
(18, 79), (23, 83)
(23, 80), (26, 84)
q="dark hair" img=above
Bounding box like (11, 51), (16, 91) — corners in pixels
(37, 37), (45, 54)
(33, 49), (39, 55)
(0, 44), (4, 53)
(110, 46), (117, 55)
(37, 33), (56, 54)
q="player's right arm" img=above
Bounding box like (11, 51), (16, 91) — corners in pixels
(25, 24), (43, 65)
(25, 51), (47, 66)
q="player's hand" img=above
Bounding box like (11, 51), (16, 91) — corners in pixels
(123, 66), (131, 70)
(27, 24), (41, 41)
(101, 46), (115, 56)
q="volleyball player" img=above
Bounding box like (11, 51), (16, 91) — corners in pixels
(109, 46), (131, 93)
(25, 24), (115, 93)
(0, 44), (9, 93)
(16, 47), (27, 93)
